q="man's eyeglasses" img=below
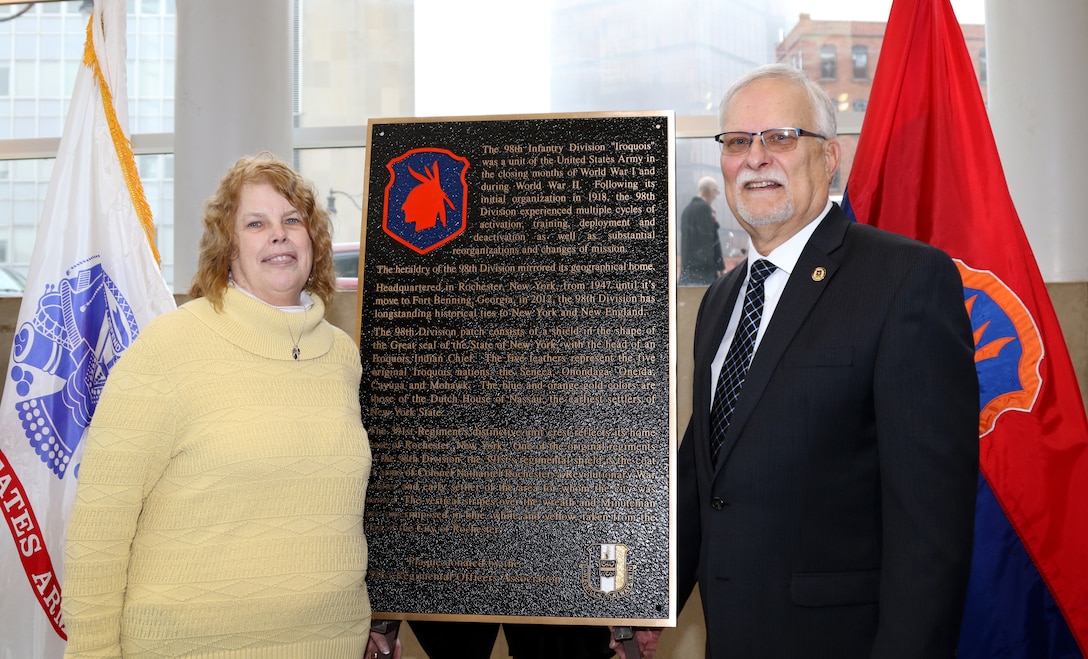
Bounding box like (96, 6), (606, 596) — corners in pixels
(713, 127), (827, 155)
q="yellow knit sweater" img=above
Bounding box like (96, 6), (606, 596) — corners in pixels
(62, 288), (372, 658)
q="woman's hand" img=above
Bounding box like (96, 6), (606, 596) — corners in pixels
(365, 629), (402, 659)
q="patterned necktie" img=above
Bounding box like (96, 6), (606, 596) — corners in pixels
(710, 259), (777, 465)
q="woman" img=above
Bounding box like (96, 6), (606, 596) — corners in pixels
(63, 153), (395, 658)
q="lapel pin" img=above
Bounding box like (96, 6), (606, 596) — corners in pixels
(811, 267), (827, 282)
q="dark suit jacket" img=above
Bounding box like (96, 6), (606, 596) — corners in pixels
(676, 204), (979, 658)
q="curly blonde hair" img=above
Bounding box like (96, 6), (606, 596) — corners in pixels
(188, 152), (337, 311)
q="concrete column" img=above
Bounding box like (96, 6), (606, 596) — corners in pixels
(985, 0), (1088, 282)
(174, 0), (293, 291)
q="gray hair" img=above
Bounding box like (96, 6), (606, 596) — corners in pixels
(718, 64), (837, 139)
(697, 176), (719, 196)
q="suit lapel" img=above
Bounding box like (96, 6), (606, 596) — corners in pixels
(712, 206), (851, 471)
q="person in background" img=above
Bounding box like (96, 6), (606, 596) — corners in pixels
(616, 64), (978, 658)
(679, 175), (725, 285)
(62, 152), (398, 658)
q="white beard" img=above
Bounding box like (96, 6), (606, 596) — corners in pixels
(734, 169), (794, 227)
(737, 197), (794, 227)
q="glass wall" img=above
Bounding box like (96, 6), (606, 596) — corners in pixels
(0, 0), (175, 285)
(0, 0), (986, 290)
(294, 0), (986, 286)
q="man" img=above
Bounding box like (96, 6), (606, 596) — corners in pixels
(616, 64), (978, 658)
(679, 176), (725, 285)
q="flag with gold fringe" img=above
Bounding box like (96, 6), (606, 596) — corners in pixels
(0, 1), (175, 656)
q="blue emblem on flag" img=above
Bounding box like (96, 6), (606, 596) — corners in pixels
(956, 261), (1042, 436)
(8, 256), (140, 478)
(383, 148), (469, 254)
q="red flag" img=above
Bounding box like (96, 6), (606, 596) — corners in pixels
(842, 0), (1088, 654)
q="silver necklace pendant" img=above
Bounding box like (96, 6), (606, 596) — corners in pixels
(285, 307), (307, 361)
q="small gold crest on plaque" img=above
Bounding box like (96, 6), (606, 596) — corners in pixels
(581, 543), (633, 601)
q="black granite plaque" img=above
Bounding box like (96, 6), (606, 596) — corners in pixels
(359, 113), (675, 626)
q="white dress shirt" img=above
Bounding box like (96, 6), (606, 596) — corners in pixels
(709, 201), (833, 403)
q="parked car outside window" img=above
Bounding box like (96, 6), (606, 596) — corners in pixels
(0, 266), (27, 296)
(332, 243), (360, 292)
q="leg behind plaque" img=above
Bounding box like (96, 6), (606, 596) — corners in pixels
(408, 620), (501, 659)
(504, 623), (615, 659)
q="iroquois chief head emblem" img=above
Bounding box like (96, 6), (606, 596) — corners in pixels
(383, 148), (469, 254)
(956, 260), (1044, 437)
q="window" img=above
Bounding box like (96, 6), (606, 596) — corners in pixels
(819, 45), (837, 80)
(852, 45), (869, 80)
(0, 1), (174, 280)
(0, 0), (989, 291)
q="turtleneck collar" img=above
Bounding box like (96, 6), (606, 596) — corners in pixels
(228, 278), (315, 313)
(184, 287), (334, 361)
